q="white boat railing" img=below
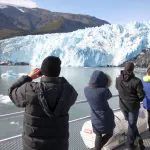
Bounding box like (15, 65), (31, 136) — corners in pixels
(0, 100), (88, 119)
(0, 95), (119, 119)
(0, 95), (120, 150)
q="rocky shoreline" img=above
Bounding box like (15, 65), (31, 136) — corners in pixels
(0, 61), (29, 66)
(120, 48), (150, 68)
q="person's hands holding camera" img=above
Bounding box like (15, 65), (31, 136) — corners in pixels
(28, 68), (42, 80)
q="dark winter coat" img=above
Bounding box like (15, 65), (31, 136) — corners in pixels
(84, 71), (115, 134)
(116, 70), (145, 112)
(8, 75), (78, 150)
(142, 75), (150, 110)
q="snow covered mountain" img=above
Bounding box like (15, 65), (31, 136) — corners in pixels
(0, 0), (37, 8)
(0, 21), (150, 67)
(0, 3), (109, 40)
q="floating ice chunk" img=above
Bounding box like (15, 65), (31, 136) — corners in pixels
(0, 95), (11, 104)
(10, 121), (20, 126)
(1, 70), (27, 78)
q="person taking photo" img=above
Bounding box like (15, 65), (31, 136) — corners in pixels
(8, 56), (78, 150)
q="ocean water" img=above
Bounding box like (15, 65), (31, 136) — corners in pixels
(0, 66), (147, 139)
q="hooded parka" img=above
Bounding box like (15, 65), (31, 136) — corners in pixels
(116, 70), (145, 112)
(84, 71), (115, 134)
(8, 75), (78, 150)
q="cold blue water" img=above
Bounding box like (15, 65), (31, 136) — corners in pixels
(0, 66), (147, 139)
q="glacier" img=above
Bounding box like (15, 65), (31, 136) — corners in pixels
(0, 21), (150, 67)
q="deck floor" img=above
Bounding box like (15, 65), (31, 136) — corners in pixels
(115, 130), (150, 150)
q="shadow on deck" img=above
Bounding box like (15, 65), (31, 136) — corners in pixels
(115, 130), (150, 150)
(0, 123), (149, 150)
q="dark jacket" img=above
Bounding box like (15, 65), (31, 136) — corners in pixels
(8, 75), (78, 150)
(142, 75), (150, 110)
(116, 70), (145, 112)
(84, 71), (115, 134)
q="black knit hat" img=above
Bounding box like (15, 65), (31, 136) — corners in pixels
(41, 56), (61, 77)
(124, 62), (134, 72)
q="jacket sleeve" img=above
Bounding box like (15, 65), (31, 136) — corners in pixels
(69, 85), (78, 106)
(136, 80), (145, 102)
(8, 75), (32, 107)
(105, 88), (112, 100)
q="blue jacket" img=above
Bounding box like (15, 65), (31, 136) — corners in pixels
(84, 70), (115, 134)
(143, 75), (150, 110)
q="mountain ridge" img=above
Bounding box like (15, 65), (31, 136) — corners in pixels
(0, 4), (109, 40)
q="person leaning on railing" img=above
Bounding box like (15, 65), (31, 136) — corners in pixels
(142, 66), (150, 132)
(8, 56), (78, 150)
(116, 62), (145, 150)
(84, 70), (115, 150)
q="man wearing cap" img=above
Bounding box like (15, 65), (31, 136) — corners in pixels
(8, 56), (78, 150)
(116, 62), (145, 150)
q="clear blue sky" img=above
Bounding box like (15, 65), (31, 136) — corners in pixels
(35, 0), (150, 24)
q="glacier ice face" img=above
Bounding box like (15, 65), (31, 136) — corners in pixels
(0, 21), (150, 67)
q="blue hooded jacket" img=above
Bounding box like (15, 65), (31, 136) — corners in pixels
(143, 75), (150, 110)
(84, 70), (115, 134)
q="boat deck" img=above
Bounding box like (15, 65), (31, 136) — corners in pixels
(0, 120), (149, 150)
(0, 99), (149, 150)
(115, 130), (150, 150)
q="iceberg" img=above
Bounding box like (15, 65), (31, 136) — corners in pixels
(0, 95), (12, 104)
(10, 121), (20, 126)
(0, 21), (150, 67)
(1, 70), (27, 78)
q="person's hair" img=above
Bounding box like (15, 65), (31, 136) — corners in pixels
(124, 62), (134, 73)
(88, 71), (111, 88)
(41, 56), (61, 77)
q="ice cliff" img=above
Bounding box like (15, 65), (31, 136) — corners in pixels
(0, 21), (150, 67)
